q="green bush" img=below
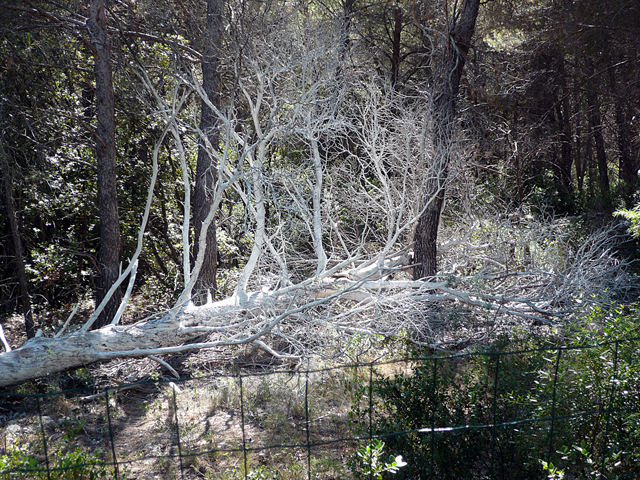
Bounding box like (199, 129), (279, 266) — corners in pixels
(350, 308), (640, 479)
(347, 439), (406, 479)
(0, 444), (120, 480)
(615, 206), (640, 239)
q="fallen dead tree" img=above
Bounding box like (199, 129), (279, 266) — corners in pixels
(0, 275), (551, 387)
(1, 218), (631, 388)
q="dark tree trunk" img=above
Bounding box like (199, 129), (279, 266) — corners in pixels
(574, 89), (585, 196)
(555, 73), (573, 206)
(89, 0), (122, 328)
(575, 125), (584, 195)
(192, 0), (223, 304)
(553, 96), (573, 210)
(336, 0), (355, 85)
(390, 6), (402, 88)
(413, 0), (480, 280)
(513, 105), (523, 208)
(586, 89), (610, 210)
(586, 124), (595, 199)
(0, 140), (35, 338)
(608, 67), (634, 206)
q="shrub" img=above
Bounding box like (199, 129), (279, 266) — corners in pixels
(0, 444), (121, 480)
(350, 308), (640, 479)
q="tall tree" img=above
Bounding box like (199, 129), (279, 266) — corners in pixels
(555, 56), (573, 207)
(413, 0), (480, 279)
(0, 138), (35, 338)
(609, 64), (636, 206)
(584, 59), (611, 210)
(192, 0), (223, 304)
(88, 0), (122, 328)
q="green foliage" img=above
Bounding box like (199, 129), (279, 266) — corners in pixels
(350, 307), (640, 479)
(348, 439), (406, 480)
(615, 206), (640, 239)
(0, 4), (195, 319)
(0, 444), (120, 480)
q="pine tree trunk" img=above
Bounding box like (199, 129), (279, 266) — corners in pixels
(89, 0), (122, 328)
(586, 90), (610, 209)
(390, 6), (402, 88)
(556, 58), (573, 205)
(575, 125), (583, 195)
(192, 0), (223, 304)
(413, 0), (480, 280)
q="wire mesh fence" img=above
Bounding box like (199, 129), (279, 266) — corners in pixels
(1, 335), (640, 479)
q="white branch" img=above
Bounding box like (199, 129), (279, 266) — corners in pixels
(311, 137), (327, 276)
(149, 355), (180, 378)
(54, 303), (80, 338)
(110, 260), (138, 326)
(0, 324), (11, 352)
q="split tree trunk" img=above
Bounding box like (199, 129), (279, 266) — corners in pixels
(89, 0), (122, 328)
(413, 0), (480, 280)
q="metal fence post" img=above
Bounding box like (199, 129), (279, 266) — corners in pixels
(239, 374), (248, 480)
(104, 388), (120, 480)
(36, 395), (51, 480)
(548, 348), (563, 463)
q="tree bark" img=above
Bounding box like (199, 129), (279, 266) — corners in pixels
(0, 139), (35, 339)
(586, 89), (610, 210)
(413, 0), (480, 280)
(336, 0), (355, 86)
(608, 66), (634, 206)
(555, 62), (573, 207)
(575, 125), (583, 195)
(586, 123), (595, 199)
(192, 0), (223, 305)
(513, 107), (523, 208)
(390, 6), (402, 88)
(89, 0), (122, 328)
(0, 310), (205, 387)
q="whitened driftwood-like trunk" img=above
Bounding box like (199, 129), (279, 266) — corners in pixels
(0, 302), (236, 387)
(0, 315), (195, 387)
(0, 252), (415, 387)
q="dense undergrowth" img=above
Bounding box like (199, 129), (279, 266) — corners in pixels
(349, 305), (640, 480)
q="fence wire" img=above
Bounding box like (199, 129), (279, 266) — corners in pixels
(1, 336), (640, 479)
